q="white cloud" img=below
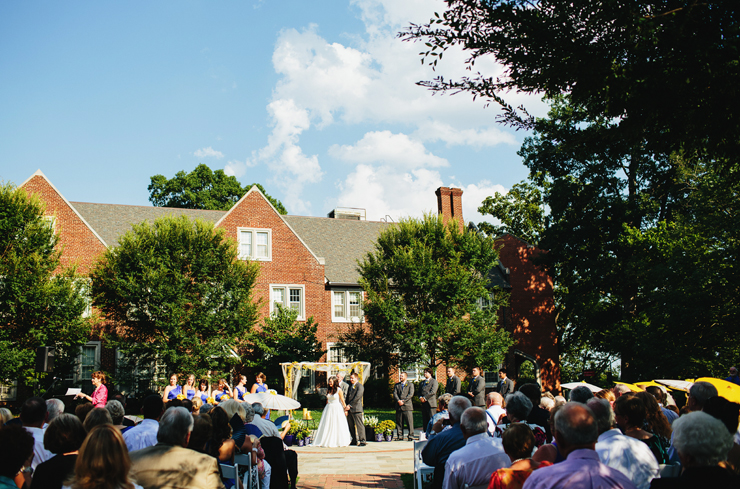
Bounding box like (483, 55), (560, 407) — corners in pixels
(458, 181), (507, 225)
(329, 131), (448, 169)
(193, 146), (224, 159)
(415, 120), (517, 148)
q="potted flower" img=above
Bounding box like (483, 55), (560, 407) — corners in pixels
(364, 415), (379, 441)
(381, 420), (396, 442)
(285, 420), (304, 447)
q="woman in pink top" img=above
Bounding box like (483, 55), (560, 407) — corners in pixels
(74, 371), (108, 407)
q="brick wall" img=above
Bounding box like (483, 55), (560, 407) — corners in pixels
(20, 173), (107, 275)
(435, 187), (465, 233)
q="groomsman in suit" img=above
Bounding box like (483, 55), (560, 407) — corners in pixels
(497, 368), (514, 397)
(337, 371), (349, 399)
(419, 368), (438, 432)
(394, 371), (415, 440)
(467, 367), (486, 409)
(445, 366), (461, 395)
(344, 371), (366, 446)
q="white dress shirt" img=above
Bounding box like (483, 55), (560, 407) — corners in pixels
(123, 418), (159, 453)
(442, 432), (510, 489)
(595, 429), (660, 489)
(486, 405), (506, 433)
(24, 426), (53, 469)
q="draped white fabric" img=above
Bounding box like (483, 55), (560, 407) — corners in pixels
(280, 362), (371, 399)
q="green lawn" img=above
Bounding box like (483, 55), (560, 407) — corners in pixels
(271, 408), (424, 431)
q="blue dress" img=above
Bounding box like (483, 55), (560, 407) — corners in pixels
(197, 390), (209, 403)
(167, 385), (182, 400)
(185, 388), (196, 400)
(235, 386), (246, 401)
(215, 390), (229, 402)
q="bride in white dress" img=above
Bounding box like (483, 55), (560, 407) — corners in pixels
(312, 375), (352, 447)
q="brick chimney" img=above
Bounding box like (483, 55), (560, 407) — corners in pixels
(435, 187), (464, 232)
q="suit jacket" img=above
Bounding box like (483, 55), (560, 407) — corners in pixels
(420, 378), (438, 408)
(394, 381), (415, 412)
(498, 377), (514, 397)
(345, 381), (364, 413)
(339, 381), (349, 399)
(445, 376), (461, 395)
(130, 444), (225, 489)
(467, 375), (485, 406)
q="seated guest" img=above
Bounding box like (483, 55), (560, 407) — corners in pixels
(686, 381), (718, 412)
(594, 389), (616, 406)
(64, 424), (142, 489)
(422, 396), (472, 489)
(249, 435), (271, 489)
(614, 395), (668, 464)
(635, 392), (671, 450)
(46, 399), (65, 424)
(569, 386), (594, 404)
(645, 386), (678, 425)
(0, 408), (12, 425)
(130, 407), (224, 489)
(182, 399), (193, 414)
(613, 385), (632, 399)
(207, 407), (237, 487)
(540, 397), (555, 412)
(219, 400), (261, 451)
(0, 424), (35, 489)
(650, 411), (739, 488)
(31, 414), (86, 489)
(21, 396), (53, 469)
(74, 404), (93, 425)
(82, 407), (113, 432)
(489, 423), (552, 489)
(532, 404), (566, 465)
(192, 396), (203, 414)
(588, 399), (659, 489)
(105, 400), (126, 430)
(495, 392), (534, 436)
(188, 414), (213, 453)
(702, 396), (740, 473)
(443, 407), (510, 489)
(522, 403), (636, 489)
(428, 393), (453, 438)
(200, 403), (214, 415)
(486, 393), (506, 431)
(519, 384), (552, 443)
(252, 403), (280, 437)
(123, 395), (163, 453)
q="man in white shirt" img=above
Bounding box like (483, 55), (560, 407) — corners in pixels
(588, 398), (659, 489)
(123, 395), (163, 453)
(442, 407), (510, 489)
(251, 403), (280, 437)
(21, 397), (53, 469)
(485, 392), (505, 434)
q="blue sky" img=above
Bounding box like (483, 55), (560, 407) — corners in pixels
(0, 0), (545, 223)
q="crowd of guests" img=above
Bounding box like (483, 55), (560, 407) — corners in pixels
(421, 369), (740, 489)
(0, 371), (297, 489)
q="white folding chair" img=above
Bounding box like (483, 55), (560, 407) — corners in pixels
(234, 453), (259, 489)
(414, 439), (434, 489)
(220, 462), (239, 485)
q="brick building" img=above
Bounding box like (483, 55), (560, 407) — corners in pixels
(4, 170), (558, 404)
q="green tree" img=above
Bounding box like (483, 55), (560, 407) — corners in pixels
(90, 215), (260, 378)
(149, 164), (288, 214)
(357, 214), (514, 373)
(244, 304), (324, 393)
(478, 180), (546, 244)
(0, 182), (91, 385)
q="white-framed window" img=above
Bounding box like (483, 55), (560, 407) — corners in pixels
(238, 228), (272, 261)
(0, 381), (17, 401)
(77, 341), (101, 382)
(270, 284), (305, 320)
(477, 294), (494, 310)
(326, 342), (348, 377)
(76, 278), (92, 318)
(332, 289), (363, 322)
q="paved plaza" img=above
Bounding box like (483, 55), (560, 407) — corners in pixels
(293, 437), (417, 488)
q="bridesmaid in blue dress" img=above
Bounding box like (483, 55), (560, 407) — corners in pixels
(196, 379), (210, 404)
(184, 374), (197, 400)
(213, 378), (233, 404)
(162, 374), (181, 403)
(233, 374), (248, 402)
(250, 372), (269, 416)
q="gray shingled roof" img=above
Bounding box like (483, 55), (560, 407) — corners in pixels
(70, 202), (226, 247)
(284, 216), (390, 285)
(69, 201), (389, 284)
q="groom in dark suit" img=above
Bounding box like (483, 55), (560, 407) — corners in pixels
(344, 371), (366, 446)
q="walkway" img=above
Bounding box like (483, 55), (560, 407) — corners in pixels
(293, 437), (417, 488)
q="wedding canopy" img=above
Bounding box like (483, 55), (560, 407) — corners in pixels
(280, 361), (371, 400)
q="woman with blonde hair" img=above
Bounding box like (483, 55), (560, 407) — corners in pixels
(63, 424), (142, 489)
(184, 374), (197, 401)
(0, 407), (12, 425)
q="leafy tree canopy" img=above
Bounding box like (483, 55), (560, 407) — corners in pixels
(0, 182), (91, 385)
(244, 303), (324, 394)
(90, 215), (260, 378)
(356, 214), (514, 373)
(478, 180), (546, 244)
(149, 164), (288, 214)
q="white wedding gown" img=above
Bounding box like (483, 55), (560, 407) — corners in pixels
(312, 393), (352, 447)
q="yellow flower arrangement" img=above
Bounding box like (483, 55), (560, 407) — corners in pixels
(206, 397), (216, 404)
(176, 393), (186, 400)
(221, 394), (230, 401)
